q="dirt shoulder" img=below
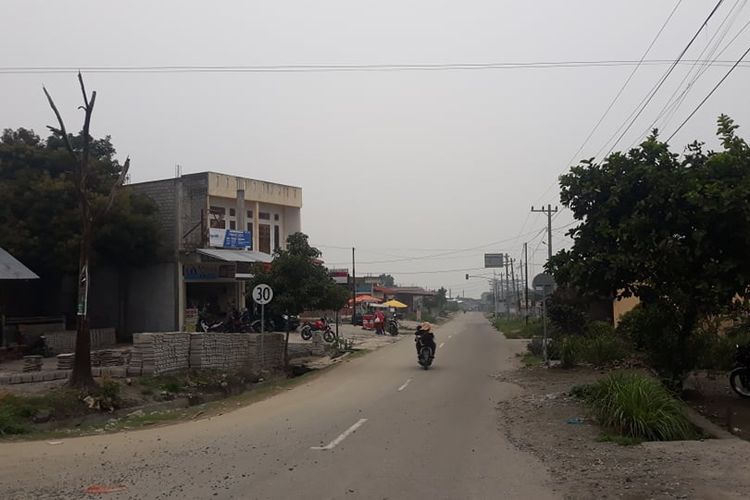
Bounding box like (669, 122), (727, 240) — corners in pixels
(495, 365), (750, 499)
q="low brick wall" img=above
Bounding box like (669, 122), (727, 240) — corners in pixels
(130, 332), (286, 375)
(45, 328), (117, 354)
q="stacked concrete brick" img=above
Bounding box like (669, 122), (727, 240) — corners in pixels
(131, 332), (191, 374)
(45, 327), (117, 354)
(249, 333), (285, 370)
(128, 332), (285, 375)
(189, 332), (253, 371)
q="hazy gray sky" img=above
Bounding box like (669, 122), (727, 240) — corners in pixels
(3, 1), (749, 297)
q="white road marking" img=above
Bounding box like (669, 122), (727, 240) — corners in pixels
(310, 418), (368, 451)
(448, 335), (452, 339)
(398, 379), (412, 391)
(439, 342), (445, 348)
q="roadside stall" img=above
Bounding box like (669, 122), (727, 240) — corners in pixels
(348, 295), (382, 330)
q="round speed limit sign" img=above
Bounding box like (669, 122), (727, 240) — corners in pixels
(252, 284), (274, 305)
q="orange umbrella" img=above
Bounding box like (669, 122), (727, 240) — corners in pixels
(348, 294), (381, 304)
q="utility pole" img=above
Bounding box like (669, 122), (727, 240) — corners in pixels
(493, 270), (499, 317)
(524, 242), (529, 324)
(531, 204), (559, 261)
(504, 255), (511, 319)
(351, 247), (356, 325)
(511, 258), (519, 314)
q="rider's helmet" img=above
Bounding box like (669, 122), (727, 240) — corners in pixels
(420, 322), (432, 332)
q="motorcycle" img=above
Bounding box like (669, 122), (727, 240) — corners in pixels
(729, 343), (750, 398)
(248, 313), (300, 333)
(387, 317), (399, 336)
(415, 329), (435, 369)
(301, 318), (336, 343)
(24, 334), (52, 357)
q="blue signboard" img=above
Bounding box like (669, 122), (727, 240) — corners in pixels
(210, 228), (252, 249)
(223, 230), (252, 249)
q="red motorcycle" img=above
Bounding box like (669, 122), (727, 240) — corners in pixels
(300, 317), (336, 343)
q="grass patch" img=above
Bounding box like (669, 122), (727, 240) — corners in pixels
(0, 389), (87, 436)
(596, 433), (643, 446)
(492, 317), (543, 339)
(521, 352), (542, 367)
(577, 372), (699, 442)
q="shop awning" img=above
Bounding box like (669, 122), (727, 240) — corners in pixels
(197, 248), (273, 264)
(0, 247), (39, 280)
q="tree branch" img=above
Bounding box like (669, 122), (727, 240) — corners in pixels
(78, 71), (90, 109)
(102, 157), (130, 216)
(43, 86), (77, 161)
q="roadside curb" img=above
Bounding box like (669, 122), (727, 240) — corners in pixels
(684, 405), (738, 440)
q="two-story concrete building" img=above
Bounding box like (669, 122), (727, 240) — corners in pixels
(124, 172), (302, 333)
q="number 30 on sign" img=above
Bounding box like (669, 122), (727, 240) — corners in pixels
(253, 284), (274, 305)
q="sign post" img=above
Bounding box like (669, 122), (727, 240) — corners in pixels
(252, 284), (274, 370)
(532, 273), (556, 367)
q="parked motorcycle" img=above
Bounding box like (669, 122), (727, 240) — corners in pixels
(730, 343), (750, 398)
(300, 318), (336, 343)
(387, 317), (399, 336)
(24, 335), (52, 357)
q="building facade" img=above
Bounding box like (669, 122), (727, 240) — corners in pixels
(127, 172), (302, 332)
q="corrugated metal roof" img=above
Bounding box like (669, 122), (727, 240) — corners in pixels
(197, 248), (273, 264)
(0, 247), (39, 280)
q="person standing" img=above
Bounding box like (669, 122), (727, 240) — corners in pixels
(374, 309), (385, 335)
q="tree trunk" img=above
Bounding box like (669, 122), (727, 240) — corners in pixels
(70, 221), (96, 389)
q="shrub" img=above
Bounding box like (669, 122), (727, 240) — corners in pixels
(587, 320), (615, 337)
(616, 305), (694, 386)
(560, 337), (583, 368)
(526, 336), (560, 361)
(582, 333), (629, 366)
(583, 372), (697, 441)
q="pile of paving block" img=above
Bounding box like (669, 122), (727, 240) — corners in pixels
(22, 355), (43, 372)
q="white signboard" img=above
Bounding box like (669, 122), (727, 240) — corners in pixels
(252, 284), (274, 305)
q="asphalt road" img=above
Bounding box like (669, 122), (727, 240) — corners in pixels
(0, 312), (557, 499)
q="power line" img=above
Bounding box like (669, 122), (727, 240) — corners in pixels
(632, 0), (749, 146)
(1, 59), (749, 75)
(534, 0), (684, 204)
(598, 0), (727, 160)
(667, 42), (750, 142)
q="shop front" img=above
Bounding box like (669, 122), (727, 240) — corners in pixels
(181, 249), (272, 331)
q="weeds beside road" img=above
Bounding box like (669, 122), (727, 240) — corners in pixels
(495, 365), (750, 499)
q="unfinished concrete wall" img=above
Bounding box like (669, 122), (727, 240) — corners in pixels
(126, 263), (177, 333)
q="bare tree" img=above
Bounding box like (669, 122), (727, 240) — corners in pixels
(44, 73), (129, 389)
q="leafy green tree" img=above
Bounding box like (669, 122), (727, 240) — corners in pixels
(424, 287), (448, 313)
(249, 233), (349, 364)
(548, 115), (750, 385)
(378, 274), (396, 287)
(0, 128), (161, 277)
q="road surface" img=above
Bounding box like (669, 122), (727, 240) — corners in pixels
(0, 313), (556, 499)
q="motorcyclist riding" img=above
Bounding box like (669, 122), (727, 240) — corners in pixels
(415, 321), (436, 360)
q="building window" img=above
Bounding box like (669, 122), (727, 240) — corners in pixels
(247, 222), (253, 232)
(247, 210), (253, 219)
(209, 206), (226, 229)
(259, 224), (271, 254)
(229, 208), (236, 217)
(274, 213), (280, 221)
(274, 225), (280, 251)
(229, 220), (236, 230)
(259, 212), (270, 221)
